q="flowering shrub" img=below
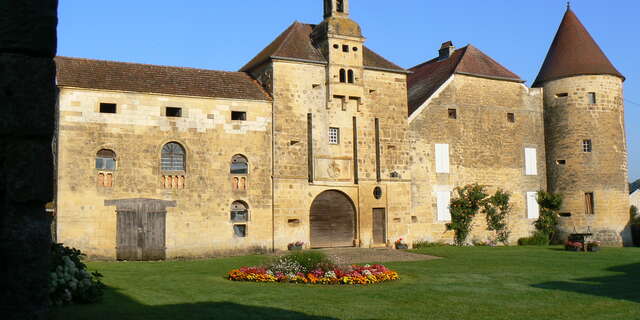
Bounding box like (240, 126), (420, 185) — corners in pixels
(565, 241), (583, 251)
(49, 243), (105, 306)
(228, 264), (399, 285)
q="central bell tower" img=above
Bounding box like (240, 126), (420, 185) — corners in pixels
(313, 0), (365, 108)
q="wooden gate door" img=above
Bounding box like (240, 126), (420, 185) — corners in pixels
(372, 208), (386, 245)
(310, 190), (356, 248)
(117, 210), (166, 261)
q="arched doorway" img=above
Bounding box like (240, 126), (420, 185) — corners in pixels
(310, 190), (356, 248)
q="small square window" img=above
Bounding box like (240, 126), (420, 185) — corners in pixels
(342, 45), (349, 52)
(582, 139), (592, 153)
(99, 103), (117, 114)
(329, 127), (340, 144)
(507, 113), (515, 123)
(588, 92), (597, 104)
(166, 107), (182, 117)
(233, 224), (247, 237)
(448, 109), (457, 120)
(556, 160), (566, 165)
(231, 111), (247, 121)
(556, 93), (568, 98)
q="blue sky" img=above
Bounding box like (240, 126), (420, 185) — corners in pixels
(58, 0), (640, 181)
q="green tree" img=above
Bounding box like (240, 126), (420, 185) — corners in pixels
(535, 190), (563, 241)
(484, 189), (512, 245)
(447, 184), (489, 246)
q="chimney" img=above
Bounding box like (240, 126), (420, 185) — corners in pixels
(438, 41), (455, 60)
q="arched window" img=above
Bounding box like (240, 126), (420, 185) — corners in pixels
(339, 69), (346, 83)
(161, 142), (185, 171)
(347, 70), (354, 83)
(230, 201), (249, 222)
(96, 149), (116, 170)
(230, 155), (248, 174)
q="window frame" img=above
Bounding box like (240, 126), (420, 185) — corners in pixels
(231, 111), (247, 121)
(585, 192), (595, 215)
(587, 92), (597, 105)
(582, 139), (593, 153)
(161, 142), (186, 172)
(99, 103), (117, 114)
(165, 107), (182, 118)
(329, 127), (340, 145)
(435, 143), (450, 174)
(524, 147), (538, 176)
(95, 149), (117, 171)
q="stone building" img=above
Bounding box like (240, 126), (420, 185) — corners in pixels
(54, 1), (631, 259)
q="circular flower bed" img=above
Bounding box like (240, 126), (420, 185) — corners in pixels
(228, 264), (399, 285)
(227, 250), (399, 285)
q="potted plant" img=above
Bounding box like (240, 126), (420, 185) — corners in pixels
(586, 241), (600, 252)
(287, 241), (304, 251)
(395, 238), (408, 250)
(564, 240), (583, 252)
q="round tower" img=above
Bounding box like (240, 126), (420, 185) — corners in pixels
(534, 6), (630, 245)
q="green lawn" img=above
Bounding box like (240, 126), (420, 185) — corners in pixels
(51, 246), (640, 320)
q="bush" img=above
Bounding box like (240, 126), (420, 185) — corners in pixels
(49, 243), (105, 306)
(484, 189), (512, 245)
(269, 250), (336, 274)
(413, 240), (450, 249)
(518, 231), (550, 246)
(447, 184), (489, 246)
(630, 205), (639, 225)
(534, 190), (563, 241)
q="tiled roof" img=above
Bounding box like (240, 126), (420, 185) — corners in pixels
(533, 8), (624, 87)
(240, 22), (406, 73)
(55, 57), (271, 101)
(408, 45), (523, 116)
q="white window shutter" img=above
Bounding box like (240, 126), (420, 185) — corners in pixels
(527, 192), (540, 219)
(435, 144), (450, 173)
(437, 191), (451, 221)
(525, 148), (537, 175)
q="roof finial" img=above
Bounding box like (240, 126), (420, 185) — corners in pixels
(567, 1), (571, 9)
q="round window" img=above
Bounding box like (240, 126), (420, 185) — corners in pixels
(373, 187), (383, 200)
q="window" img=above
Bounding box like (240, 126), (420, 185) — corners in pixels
(329, 127), (340, 144)
(347, 70), (354, 83)
(507, 113), (515, 123)
(525, 147), (537, 175)
(342, 44), (349, 52)
(352, 47), (358, 52)
(339, 69), (346, 83)
(448, 109), (457, 119)
(99, 103), (117, 114)
(556, 93), (568, 98)
(233, 224), (247, 237)
(582, 139), (592, 153)
(333, 44), (339, 49)
(231, 111), (246, 121)
(95, 149), (116, 170)
(436, 191), (451, 221)
(337, 0), (344, 12)
(556, 160), (566, 165)
(230, 201), (249, 222)
(527, 192), (540, 219)
(588, 92), (597, 104)
(230, 155), (248, 174)
(435, 144), (450, 173)
(161, 142), (185, 171)
(166, 107), (182, 117)
(585, 192), (594, 215)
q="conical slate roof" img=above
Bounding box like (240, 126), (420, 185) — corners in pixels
(533, 8), (624, 87)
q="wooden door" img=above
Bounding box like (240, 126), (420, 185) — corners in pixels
(372, 208), (386, 245)
(117, 210), (166, 261)
(310, 190), (356, 248)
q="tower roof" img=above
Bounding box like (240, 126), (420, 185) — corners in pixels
(533, 7), (624, 87)
(408, 44), (523, 116)
(240, 21), (405, 74)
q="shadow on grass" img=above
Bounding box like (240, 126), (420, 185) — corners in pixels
(50, 286), (340, 320)
(533, 263), (640, 303)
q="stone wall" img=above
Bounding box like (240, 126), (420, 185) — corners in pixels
(56, 88), (273, 258)
(542, 75), (630, 245)
(409, 74), (546, 244)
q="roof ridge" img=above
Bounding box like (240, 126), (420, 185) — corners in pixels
(55, 56), (244, 75)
